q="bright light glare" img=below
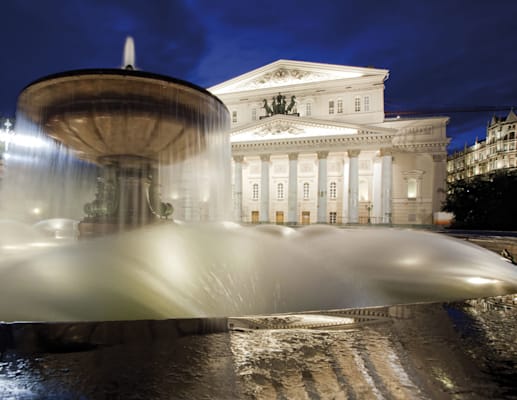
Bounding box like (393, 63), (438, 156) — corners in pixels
(465, 277), (500, 285)
(32, 208), (41, 215)
(15, 134), (49, 148)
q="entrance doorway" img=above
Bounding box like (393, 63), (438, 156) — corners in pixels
(275, 211), (284, 225)
(301, 211), (310, 225)
(251, 211), (259, 224)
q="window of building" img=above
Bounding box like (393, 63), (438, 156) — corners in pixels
(407, 178), (417, 199)
(329, 212), (337, 224)
(232, 111), (237, 123)
(277, 183), (284, 200)
(252, 183), (259, 200)
(251, 108), (257, 121)
(364, 96), (370, 112)
(306, 103), (312, 117)
(303, 182), (310, 200)
(337, 99), (343, 114)
(329, 181), (337, 199)
(354, 96), (361, 112)
(359, 179), (369, 201)
(329, 100), (334, 114)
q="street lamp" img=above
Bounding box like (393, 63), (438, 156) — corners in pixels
(365, 202), (373, 224)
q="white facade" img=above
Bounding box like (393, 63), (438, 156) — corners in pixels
(447, 110), (517, 183)
(211, 60), (450, 225)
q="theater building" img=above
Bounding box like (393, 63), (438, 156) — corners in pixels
(210, 60), (449, 225)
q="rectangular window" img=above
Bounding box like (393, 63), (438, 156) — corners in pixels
(329, 182), (337, 199)
(251, 108), (257, 121)
(252, 183), (259, 200)
(337, 99), (343, 113)
(329, 212), (337, 224)
(232, 111), (237, 123)
(306, 103), (312, 117)
(364, 96), (370, 112)
(303, 182), (310, 200)
(354, 96), (361, 112)
(407, 178), (417, 199)
(329, 100), (334, 114)
(277, 183), (284, 200)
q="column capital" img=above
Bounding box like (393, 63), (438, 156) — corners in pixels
(432, 153), (447, 162)
(233, 155), (244, 163)
(317, 151), (329, 159)
(380, 148), (393, 157)
(288, 152), (299, 161)
(347, 149), (361, 158)
(260, 154), (271, 162)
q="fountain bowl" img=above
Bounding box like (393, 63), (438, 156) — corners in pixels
(17, 69), (228, 167)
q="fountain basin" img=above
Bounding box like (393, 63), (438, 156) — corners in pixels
(17, 69), (228, 167)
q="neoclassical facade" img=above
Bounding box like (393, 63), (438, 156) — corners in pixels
(210, 60), (449, 225)
(447, 110), (517, 183)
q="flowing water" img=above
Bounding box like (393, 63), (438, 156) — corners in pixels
(0, 221), (516, 322)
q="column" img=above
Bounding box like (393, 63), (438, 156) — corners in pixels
(233, 155), (244, 222)
(381, 149), (393, 224)
(317, 151), (329, 223)
(259, 154), (270, 223)
(287, 153), (298, 224)
(348, 150), (360, 223)
(341, 156), (349, 223)
(432, 153), (447, 213)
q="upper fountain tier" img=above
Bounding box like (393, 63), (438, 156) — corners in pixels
(16, 68), (229, 167)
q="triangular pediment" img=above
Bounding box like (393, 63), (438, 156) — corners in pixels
(230, 114), (394, 143)
(210, 60), (389, 95)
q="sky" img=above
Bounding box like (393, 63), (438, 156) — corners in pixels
(1, 0), (516, 153)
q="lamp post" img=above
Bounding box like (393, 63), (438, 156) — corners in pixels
(365, 202), (373, 224)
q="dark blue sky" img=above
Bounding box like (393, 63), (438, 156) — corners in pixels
(1, 0), (516, 152)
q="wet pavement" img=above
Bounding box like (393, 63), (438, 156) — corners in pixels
(1, 295), (516, 399)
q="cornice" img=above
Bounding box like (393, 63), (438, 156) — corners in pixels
(231, 132), (394, 155)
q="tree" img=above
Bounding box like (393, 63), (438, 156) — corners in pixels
(443, 170), (517, 230)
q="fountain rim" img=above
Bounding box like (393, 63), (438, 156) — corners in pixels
(19, 68), (227, 108)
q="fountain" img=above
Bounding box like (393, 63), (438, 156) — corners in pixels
(1, 38), (517, 398)
(0, 37), (516, 321)
(14, 37), (230, 237)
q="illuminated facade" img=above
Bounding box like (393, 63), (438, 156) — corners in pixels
(447, 110), (517, 183)
(210, 60), (449, 225)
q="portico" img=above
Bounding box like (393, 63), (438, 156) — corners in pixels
(210, 59), (449, 225)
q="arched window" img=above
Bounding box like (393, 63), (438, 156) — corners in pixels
(277, 183), (284, 200)
(252, 183), (259, 200)
(329, 181), (337, 199)
(303, 182), (310, 200)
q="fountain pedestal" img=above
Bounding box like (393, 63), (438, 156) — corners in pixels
(78, 157), (173, 238)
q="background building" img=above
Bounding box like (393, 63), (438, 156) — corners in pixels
(210, 60), (449, 225)
(447, 110), (517, 183)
